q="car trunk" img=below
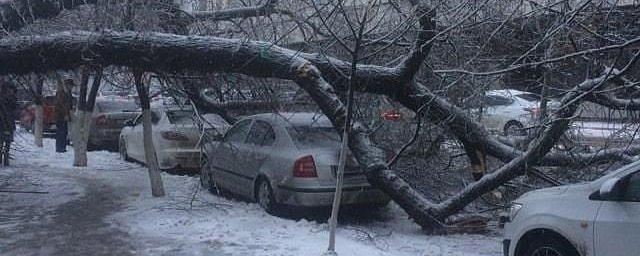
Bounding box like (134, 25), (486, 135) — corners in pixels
(299, 147), (368, 187)
(96, 111), (139, 129)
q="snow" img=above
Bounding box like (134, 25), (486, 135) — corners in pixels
(2, 130), (503, 256)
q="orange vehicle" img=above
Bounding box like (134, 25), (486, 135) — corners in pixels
(20, 96), (74, 135)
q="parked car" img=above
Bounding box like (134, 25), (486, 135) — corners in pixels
(503, 160), (640, 256)
(87, 98), (140, 148)
(119, 108), (229, 171)
(200, 112), (390, 213)
(465, 89), (557, 136)
(20, 95), (71, 135)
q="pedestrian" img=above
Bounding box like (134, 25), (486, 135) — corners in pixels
(55, 79), (73, 153)
(0, 79), (18, 166)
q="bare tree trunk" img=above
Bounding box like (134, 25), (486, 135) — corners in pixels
(72, 69), (90, 167)
(31, 75), (44, 147)
(72, 68), (102, 167)
(72, 109), (90, 166)
(134, 71), (165, 197)
(33, 105), (44, 147)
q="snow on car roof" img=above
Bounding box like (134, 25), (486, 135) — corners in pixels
(252, 112), (333, 127)
(485, 89), (532, 98)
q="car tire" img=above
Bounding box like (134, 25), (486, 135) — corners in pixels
(199, 155), (216, 191)
(520, 236), (579, 256)
(256, 178), (278, 214)
(504, 120), (525, 136)
(119, 139), (131, 162)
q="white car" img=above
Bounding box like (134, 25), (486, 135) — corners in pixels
(467, 89), (550, 136)
(503, 160), (640, 256)
(119, 108), (229, 171)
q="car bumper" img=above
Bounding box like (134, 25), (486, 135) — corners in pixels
(502, 239), (511, 256)
(275, 185), (390, 207)
(158, 149), (200, 170)
(89, 129), (121, 146)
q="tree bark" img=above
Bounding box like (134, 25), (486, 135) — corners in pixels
(34, 105), (44, 147)
(72, 69), (90, 167)
(30, 74), (44, 147)
(71, 68), (102, 167)
(134, 71), (165, 197)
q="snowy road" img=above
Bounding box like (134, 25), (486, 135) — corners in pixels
(0, 132), (502, 256)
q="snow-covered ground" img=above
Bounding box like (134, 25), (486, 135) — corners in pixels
(1, 130), (502, 256)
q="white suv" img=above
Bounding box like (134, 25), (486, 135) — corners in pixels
(503, 160), (640, 256)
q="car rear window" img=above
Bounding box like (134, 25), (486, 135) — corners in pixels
(484, 95), (514, 106)
(287, 126), (340, 149)
(97, 101), (138, 112)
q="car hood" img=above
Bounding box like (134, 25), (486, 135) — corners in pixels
(517, 182), (595, 202)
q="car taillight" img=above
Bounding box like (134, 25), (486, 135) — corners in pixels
(96, 114), (108, 126)
(293, 155), (318, 178)
(161, 131), (190, 141)
(524, 107), (542, 119)
(381, 110), (402, 121)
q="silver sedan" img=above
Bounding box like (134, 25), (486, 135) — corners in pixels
(200, 112), (390, 213)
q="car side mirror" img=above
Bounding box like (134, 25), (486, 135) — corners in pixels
(596, 177), (625, 201)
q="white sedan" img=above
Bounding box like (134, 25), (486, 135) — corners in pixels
(503, 160), (640, 256)
(119, 108), (229, 171)
(467, 89), (553, 136)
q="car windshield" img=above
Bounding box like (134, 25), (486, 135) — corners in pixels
(593, 160), (640, 184)
(97, 101), (138, 112)
(167, 110), (195, 124)
(288, 126), (340, 149)
(514, 93), (540, 102)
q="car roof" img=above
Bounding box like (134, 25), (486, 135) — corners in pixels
(486, 89), (533, 98)
(249, 112), (333, 127)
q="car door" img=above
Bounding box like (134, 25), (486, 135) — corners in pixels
(127, 114), (145, 161)
(482, 95), (514, 131)
(211, 119), (253, 193)
(244, 120), (277, 189)
(130, 111), (162, 163)
(594, 170), (640, 256)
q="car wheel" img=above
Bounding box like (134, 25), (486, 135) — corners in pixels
(119, 139), (130, 162)
(256, 178), (277, 214)
(504, 121), (525, 136)
(199, 155), (215, 190)
(520, 236), (579, 256)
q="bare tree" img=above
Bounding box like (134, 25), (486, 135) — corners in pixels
(134, 71), (166, 197)
(71, 67), (102, 167)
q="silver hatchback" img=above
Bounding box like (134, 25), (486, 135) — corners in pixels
(200, 112), (390, 212)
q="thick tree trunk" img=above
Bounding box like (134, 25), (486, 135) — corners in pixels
(141, 109), (165, 197)
(33, 104), (44, 147)
(31, 74), (44, 147)
(72, 110), (91, 166)
(71, 68), (102, 167)
(134, 72), (165, 197)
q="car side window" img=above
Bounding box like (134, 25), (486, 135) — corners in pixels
(133, 114), (143, 125)
(484, 95), (513, 107)
(151, 111), (161, 124)
(245, 120), (276, 147)
(623, 172), (640, 201)
(225, 119), (252, 143)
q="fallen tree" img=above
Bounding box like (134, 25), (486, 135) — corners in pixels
(1, 29), (639, 231)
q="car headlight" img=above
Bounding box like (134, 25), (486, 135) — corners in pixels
(509, 203), (523, 221)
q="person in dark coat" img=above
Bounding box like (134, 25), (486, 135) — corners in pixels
(0, 79), (18, 166)
(55, 79), (73, 153)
